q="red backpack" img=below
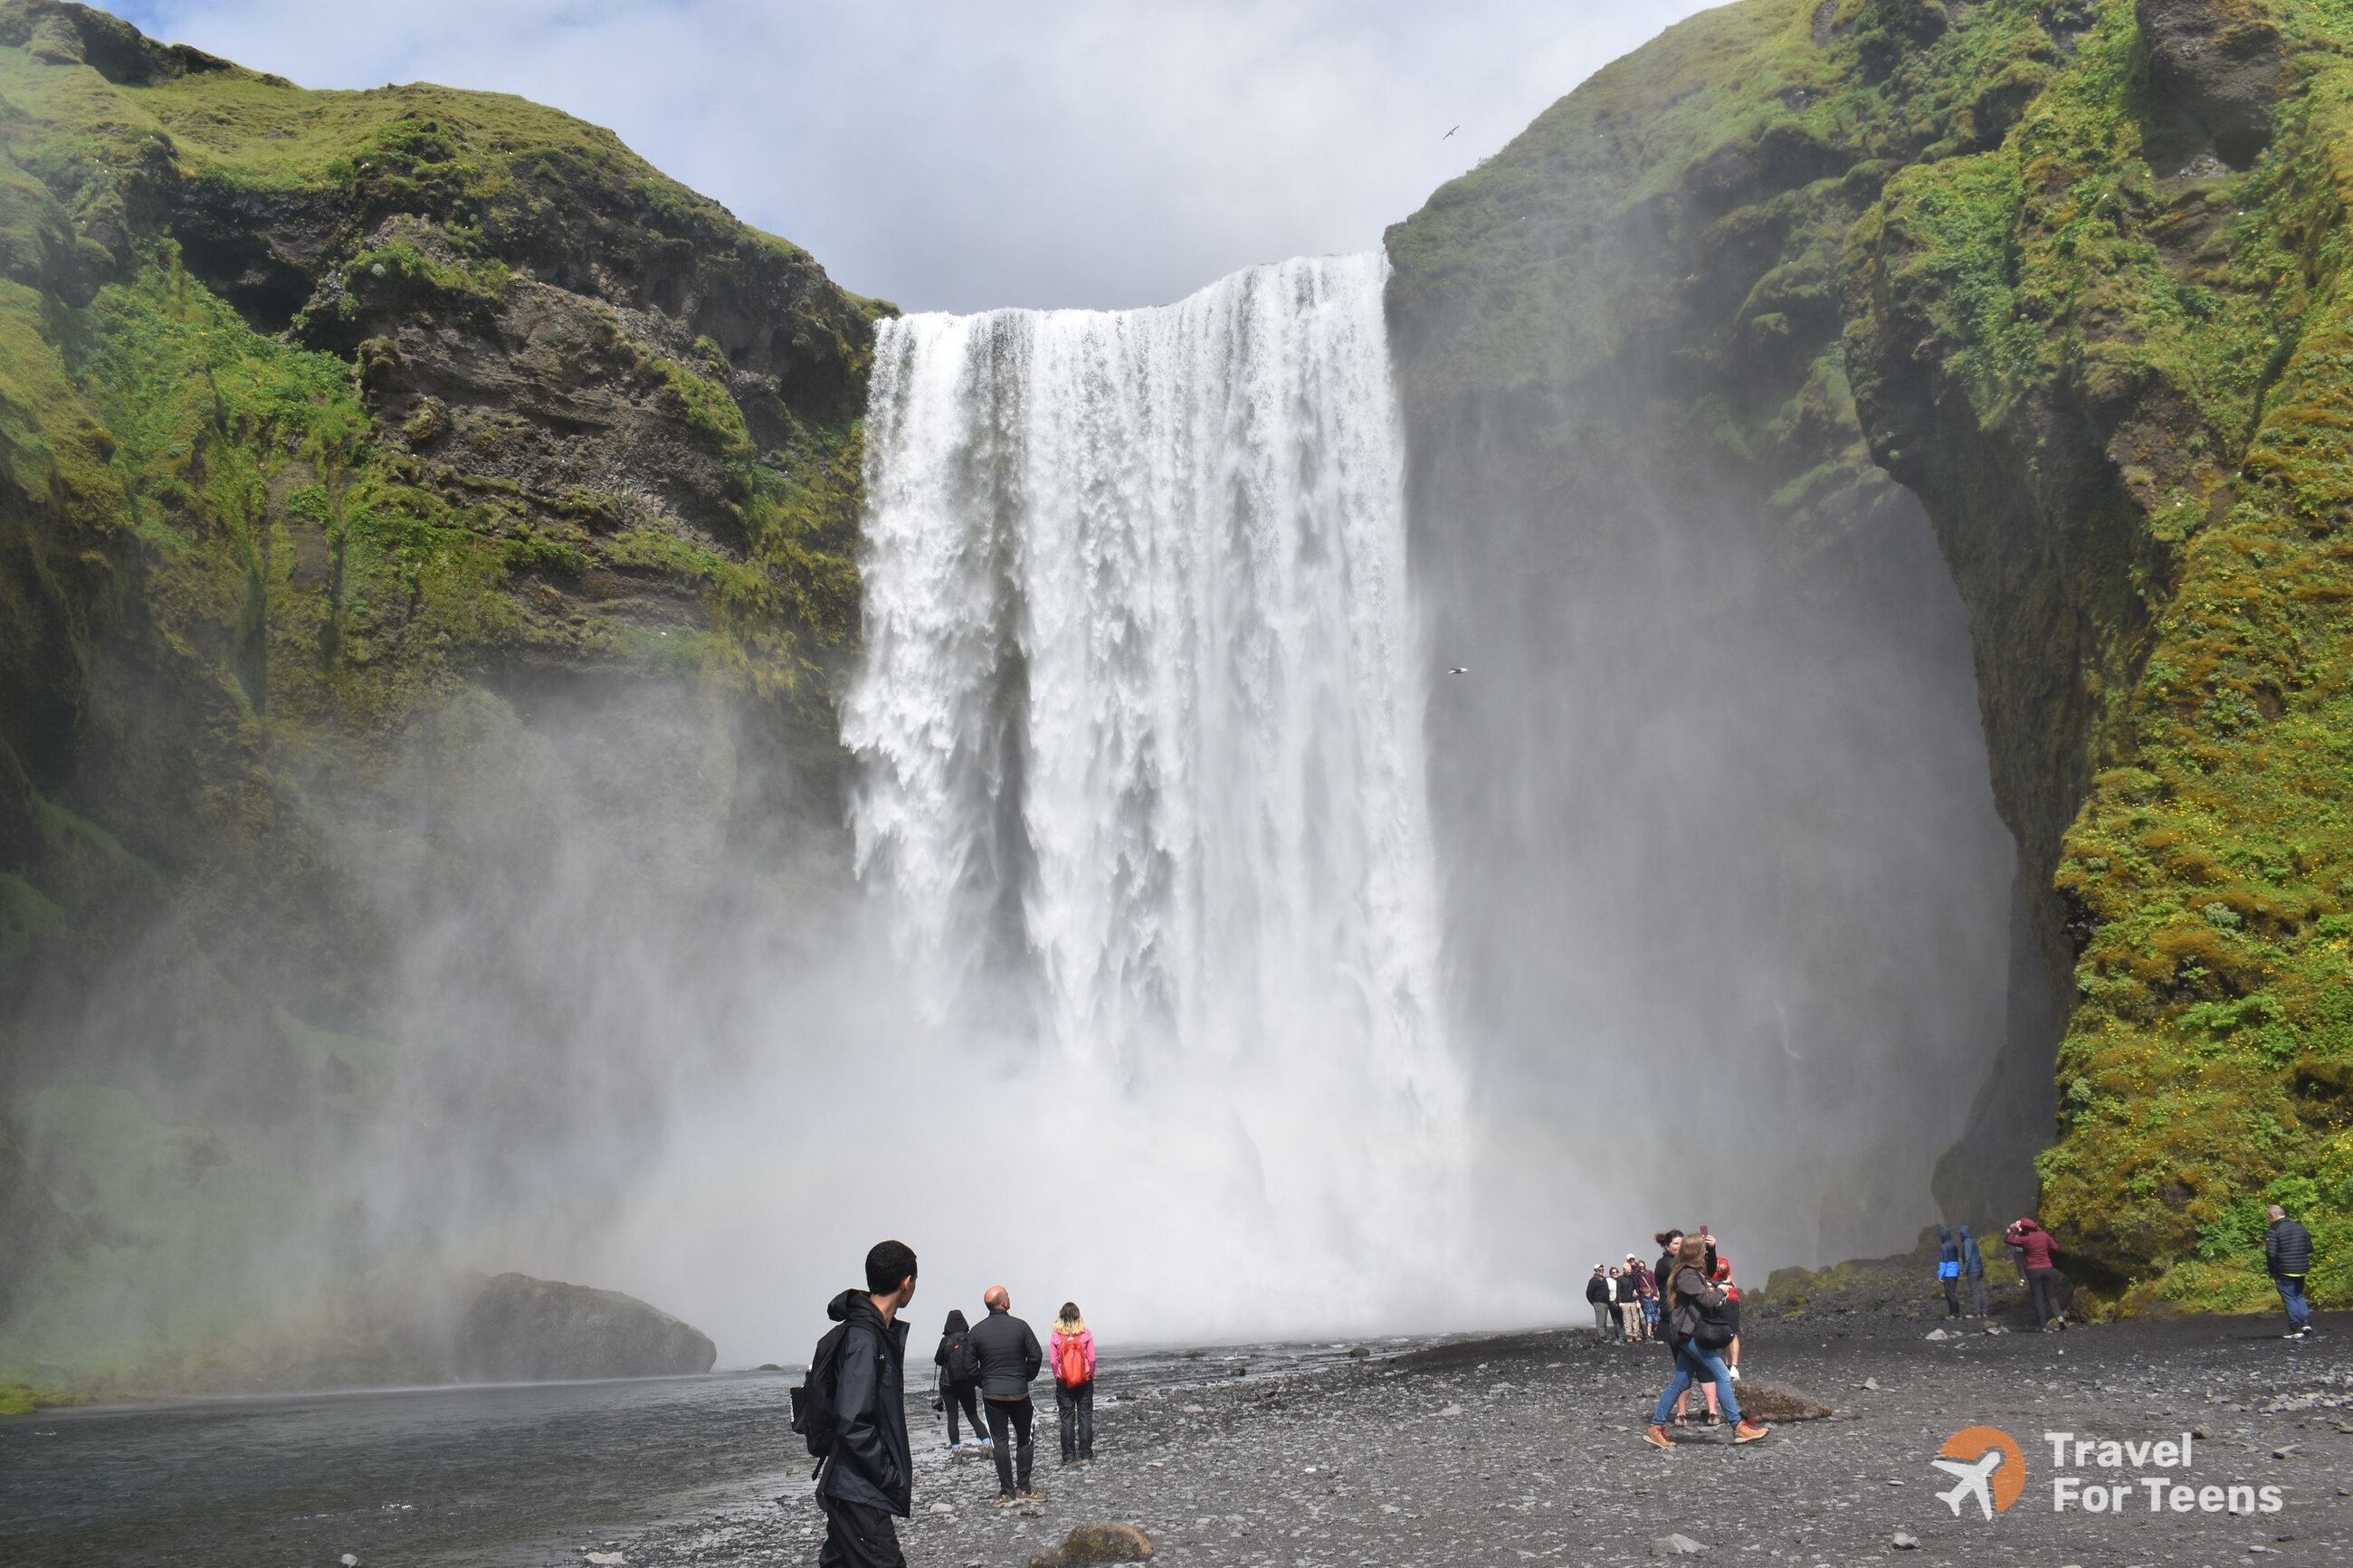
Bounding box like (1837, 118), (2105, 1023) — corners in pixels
(1054, 1329), (1091, 1386)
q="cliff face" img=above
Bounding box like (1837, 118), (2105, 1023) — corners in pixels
(1390, 0), (2353, 1310)
(0, 0), (881, 1389)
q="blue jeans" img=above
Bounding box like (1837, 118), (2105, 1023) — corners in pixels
(2276, 1274), (2311, 1330)
(1653, 1339), (1741, 1427)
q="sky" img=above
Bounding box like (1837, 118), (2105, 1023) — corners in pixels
(106, 0), (1720, 312)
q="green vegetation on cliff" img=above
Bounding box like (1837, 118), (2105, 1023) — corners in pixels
(1390, 0), (2353, 1312)
(0, 0), (883, 1392)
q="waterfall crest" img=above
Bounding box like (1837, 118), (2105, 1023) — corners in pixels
(843, 254), (1462, 1321)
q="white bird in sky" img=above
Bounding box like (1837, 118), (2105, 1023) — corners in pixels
(1447, 666), (1470, 676)
(1443, 125), (1460, 140)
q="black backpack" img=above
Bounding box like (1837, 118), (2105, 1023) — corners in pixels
(1691, 1288), (1737, 1350)
(947, 1330), (980, 1386)
(791, 1321), (853, 1461)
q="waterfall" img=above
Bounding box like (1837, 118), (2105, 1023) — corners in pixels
(843, 254), (1462, 1326)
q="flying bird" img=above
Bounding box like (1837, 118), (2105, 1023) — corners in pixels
(1443, 125), (1460, 140)
(1447, 666), (1470, 676)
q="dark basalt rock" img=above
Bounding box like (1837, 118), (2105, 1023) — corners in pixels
(456, 1272), (716, 1382)
(2138, 0), (2283, 173)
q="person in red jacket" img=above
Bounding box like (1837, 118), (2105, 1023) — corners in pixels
(2005, 1217), (2065, 1331)
(1051, 1301), (1097, 1465)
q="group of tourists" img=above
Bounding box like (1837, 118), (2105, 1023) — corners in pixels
(803, 1203), (2328, 1562)
(929, 1295), (1098, 1480)
(1924, 1213), (2069, 1331)
(1584, 1257), (1656, 1343)
(795, 1241), (1101, 1568)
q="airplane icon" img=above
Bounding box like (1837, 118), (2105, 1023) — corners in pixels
(1932, 1448), (2005, 1520)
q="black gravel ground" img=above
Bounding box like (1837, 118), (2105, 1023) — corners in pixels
(593, 1310), (2353, 1568)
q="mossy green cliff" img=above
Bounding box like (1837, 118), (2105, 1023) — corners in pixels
(1388, 0), (2353, 1312)
(0, 0), (882, 1393)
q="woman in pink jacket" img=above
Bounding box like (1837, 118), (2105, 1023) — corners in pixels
(1052, 1301), (1097, 1465)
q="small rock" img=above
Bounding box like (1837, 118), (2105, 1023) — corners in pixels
(1347, 1345), (1372, 1359)
(929, 1502), (955, 1515)
(340, 1557), (359, 1568)
(2272, 1444), (2300, 1459)
(1438, 1403), (1464, 1418)
(2195, 1425), (2214, 1440)
(1925, 1329), (1950, 1342)
(585, 1556), (625, 1567)
(1650, 1535), (1706, 1558)
(1891, 1531), (1920, 1550)
(1860, 1377), (1881, 1392)
(1028, 1521), (1155, 1566)
(1983, 1324), (2008, 1335)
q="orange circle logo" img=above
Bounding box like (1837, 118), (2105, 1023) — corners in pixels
(1933, 1425), (2026, 1518)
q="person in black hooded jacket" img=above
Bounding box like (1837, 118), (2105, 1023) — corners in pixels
(820, 1240), (918, 1568)
(933, 1308), (990, 1450)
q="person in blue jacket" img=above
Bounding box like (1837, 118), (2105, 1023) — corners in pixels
(1936, 1225), (1962, 1318)
(1958, 1224), (1988, 1318)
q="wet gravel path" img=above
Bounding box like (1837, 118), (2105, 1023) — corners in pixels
(597, 1312), (2353, 1568)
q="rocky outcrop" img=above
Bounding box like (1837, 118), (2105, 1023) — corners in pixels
(1390, 0), (2353, 1308)
(457, 1272), (716, 1382)
(0, 0), (875, 1392)
(2138, 0), (2283, 173)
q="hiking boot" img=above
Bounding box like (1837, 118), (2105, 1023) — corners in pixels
(993, 1492), (1018, 1507)
(1019, 1487), (1048, 1503)
(1643, 1423), (1675, 1449)
(1734, 1421), (1772, 1444)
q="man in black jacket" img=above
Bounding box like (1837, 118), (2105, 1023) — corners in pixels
(2266, 1205), (2315, 1339)
(820, 1240), (918, 1568)
(967, 1285), (1044, 1503)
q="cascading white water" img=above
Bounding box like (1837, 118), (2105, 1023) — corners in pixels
(843, 253), (1464, 1328)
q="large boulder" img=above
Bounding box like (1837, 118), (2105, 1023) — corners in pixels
(2138, 0), (2283, 171)
(456, 1272), (716, 1381)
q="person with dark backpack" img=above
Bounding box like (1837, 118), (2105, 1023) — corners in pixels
(1644, 1234), (1768, 1450)
(933, 1309), (991, 1451)
(1936, 1225), (1963, 1318)
(795, 1240), (918, 1568)
(1050, 1301), (1097, 1465)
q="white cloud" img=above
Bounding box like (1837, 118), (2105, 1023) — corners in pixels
(106, 0), (1717, 311)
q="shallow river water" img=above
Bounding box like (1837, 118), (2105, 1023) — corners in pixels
(0, 1341), (1401, 1567)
